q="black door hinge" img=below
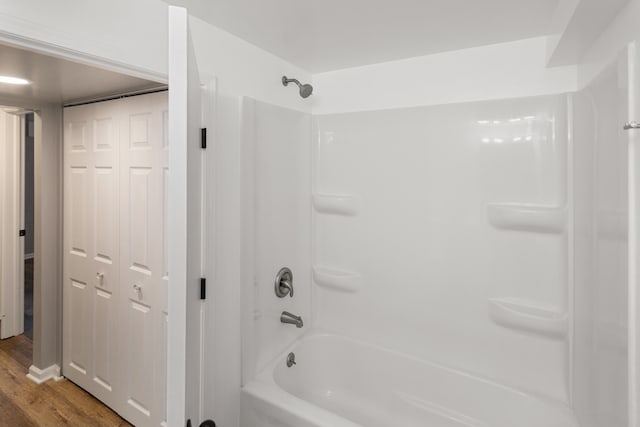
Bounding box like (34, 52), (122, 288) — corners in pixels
(200, 277), (206, 300)
(19, 229), (26, 237)
(201, 128), (207, 149)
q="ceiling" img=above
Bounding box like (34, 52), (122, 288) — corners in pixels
(0, 43), (161, 105)
(164, 0), (561, 73)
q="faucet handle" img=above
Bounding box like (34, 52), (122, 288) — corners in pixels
(275, 267), (294, 298)
(280, 280), (294, 298)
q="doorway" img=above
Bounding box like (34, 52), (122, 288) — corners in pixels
(24, 112), (34, 341)
(0, 39), (169, 426)
(0, 106), (26, 341)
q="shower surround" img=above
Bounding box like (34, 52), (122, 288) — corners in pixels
(237, 82), (630, 426)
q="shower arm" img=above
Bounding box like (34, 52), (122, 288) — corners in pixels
(282, 76), (301, 87)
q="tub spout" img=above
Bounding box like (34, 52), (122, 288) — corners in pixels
(281, 311), (304, 328)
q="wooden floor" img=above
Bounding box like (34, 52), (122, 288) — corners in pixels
(0, 334), (131, 427)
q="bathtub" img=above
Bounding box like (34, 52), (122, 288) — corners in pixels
(241, 332), (579, 427)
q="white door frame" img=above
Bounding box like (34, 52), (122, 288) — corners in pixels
(0, 109), (23, 339)
(628, 39), (640, 427)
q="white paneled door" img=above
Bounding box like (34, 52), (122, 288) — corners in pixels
(63, 100), (120, 408)
(118, 93), (169, 427)
(63, 92), (168, 427)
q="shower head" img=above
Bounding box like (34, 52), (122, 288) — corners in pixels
(299, 83), (313, 98)
(282, 76), (313, 99)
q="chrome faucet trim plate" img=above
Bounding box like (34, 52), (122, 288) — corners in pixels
(275, 267), (294, 298)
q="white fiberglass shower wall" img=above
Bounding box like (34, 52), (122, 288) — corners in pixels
(313, 94), (570, 398)
(239, 45), (636, 427)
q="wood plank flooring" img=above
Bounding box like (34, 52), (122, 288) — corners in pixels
(0, 334), (131, 427)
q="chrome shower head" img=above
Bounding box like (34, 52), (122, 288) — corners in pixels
(282, 76), (313, 99)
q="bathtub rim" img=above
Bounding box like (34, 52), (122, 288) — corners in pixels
(242, 329), (578, 426)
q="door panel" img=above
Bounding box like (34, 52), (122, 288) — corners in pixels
(64, 101), (120, 407)
(125, 299), (153, 418)
(64, 93), (168, 426)
(69, 166), (88, 256)
(94, 166), (116, 264)
(93, 287), (114, 393)
(64, 110), (95, 393)
(118, 92), (168, 427)
(129, 167), (153, 274)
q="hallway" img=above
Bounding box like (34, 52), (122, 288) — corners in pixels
(0, 335), (130, 426)
(23, 258), (33, 341)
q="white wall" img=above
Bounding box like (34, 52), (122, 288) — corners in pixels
(0, 0), (168, 80)
(312, 37), (577, 115)
(578, 0), (640, 89)
(313, 95), (571, 401)
(189, 17), (312, 113)
(240, 98), (311, 384)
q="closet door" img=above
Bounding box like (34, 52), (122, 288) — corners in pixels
(117, 92), (169, 427)
(63, 100), (120, 407)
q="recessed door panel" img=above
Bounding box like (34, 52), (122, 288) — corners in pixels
(68, 121), (88, 152)
(69, 279), (89, 376)
(162, 168), (169, 279)
(94, 288), (114, 394)
(130, 113), (152, 150)
(95, 167), (115, 264)
(125, 299), (153, 419)
(94, 117), (115, 152)
(129, 167), (152, 275)
(160, 311), (168, 426)
(70, 167), (88, 257)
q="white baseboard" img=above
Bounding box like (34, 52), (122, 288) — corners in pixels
(26, 364), (62, 384)
(24, 253), (34, 260)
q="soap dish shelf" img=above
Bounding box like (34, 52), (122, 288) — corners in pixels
(313, 266), (361, 293)
(487, 203), (565, 234)
(488, 297), (567, 339)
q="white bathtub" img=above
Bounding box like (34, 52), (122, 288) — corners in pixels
(241, 332), (579, 427)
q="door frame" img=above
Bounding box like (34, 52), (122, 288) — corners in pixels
(0, 109), (24, 339)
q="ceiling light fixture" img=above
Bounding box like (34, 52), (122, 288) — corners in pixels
(0, 75), (29, 85)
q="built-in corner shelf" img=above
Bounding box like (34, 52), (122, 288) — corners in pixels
(313, 266), (361, 293)
(313, 193), (361, 216)
(488, 297), (567, 339)
(486, 203), (566, 234)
